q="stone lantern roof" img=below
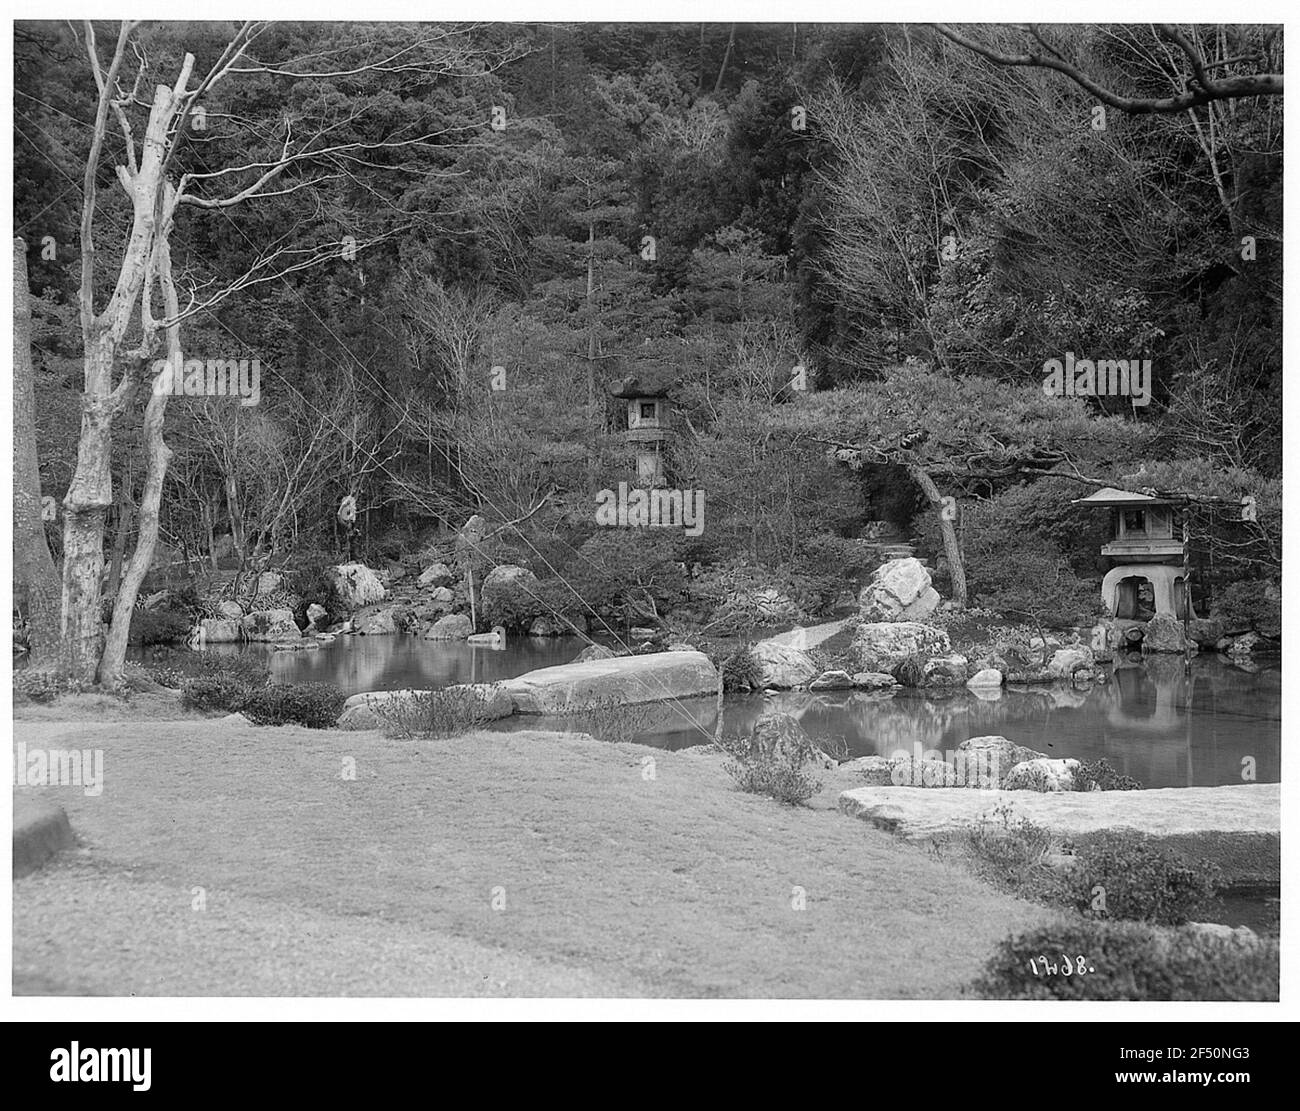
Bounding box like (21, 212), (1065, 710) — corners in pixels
(606, 359), (678, 399)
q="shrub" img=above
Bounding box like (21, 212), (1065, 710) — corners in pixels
(128, 607), (191, 646)
(718, 644), (763, 692)
(181, 676), (252, 714)
(480, 578), (543, 631)
(716, 725), (824, 805)
(375, 686), (497, 739)
(1211, 578), (1281, 638)
(286, 563), (344, 630)
(890, 652), (927, 688)
(965, 803), (1064, 898)
(1063, 831), (1222, 925)
(14, 668), (66, 703)
(1074, 758), (1143, 792)
(241, 682), (347, 729)
(970, 920), (1279, 1000)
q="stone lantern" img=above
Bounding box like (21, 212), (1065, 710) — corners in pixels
(607, 363), (677, 487)
(1073, 487), (1196, 622)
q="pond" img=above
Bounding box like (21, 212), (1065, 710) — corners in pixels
(182, 635), (1279, 790)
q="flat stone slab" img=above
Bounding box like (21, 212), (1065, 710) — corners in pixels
(14, 796), (75, 877)
(839, 783), (1280, 886)
(501, 651), (720, 714)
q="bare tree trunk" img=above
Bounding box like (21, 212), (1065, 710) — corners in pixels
(60, 343), (118, 681)
(100, 227), (179, 685)
(12, 237), (62, 667)
(907, 463), (967, 609)
(713, 24), (737, 96)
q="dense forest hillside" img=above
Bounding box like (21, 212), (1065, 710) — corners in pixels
(13, 22), (1282, 681)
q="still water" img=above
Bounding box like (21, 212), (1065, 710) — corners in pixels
(192, 636), (1279, 790)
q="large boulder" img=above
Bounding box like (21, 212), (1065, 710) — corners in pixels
(809, 669), (854, 691)
(1047, 645), (1095, 679)
(750, 641), (818, 688)
(481, 565), (540, 619)
(418, 562), (455, 588)
(255, 570), (284, 596)
(422, 586), (455, 613)
(840, 755), (898, 785)
(1186, 617), (1224, 649)
(955, 735), (1052, 788)
(1221, 632), (1265, 658)
(217, 600), (244, 620)
(1080, 621), (1119, 663)
(1142, 613), (1191, 653)
(424, 614), (473, 640)
(748, 713), (837, 771)
(242, 608), (299, 641)
(501, 650), (720, 714)
(574, 643), (617, 663)
(1004, 758), (1081, 792)
(354, 604), (400, 635)
(922, 653), (969, 686)
(338, 683), (515, 730)
(329, 562), (386, 609)
(458, 514), (489, 548)
(966, 667), (1004, 690)
(199, 618), (241, 643)
(857, 558), (941, 622)
(851, 622), (951, 674)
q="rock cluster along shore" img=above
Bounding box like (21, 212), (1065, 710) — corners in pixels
(337, 650), (721, 729)
(186, 547), (1276, 670)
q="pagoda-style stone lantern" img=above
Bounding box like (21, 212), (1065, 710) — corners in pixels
(1074, 487), (1197, 621)
(607, 363), (677, 487)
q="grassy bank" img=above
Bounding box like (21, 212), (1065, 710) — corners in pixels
(13, 699), (1052, 997)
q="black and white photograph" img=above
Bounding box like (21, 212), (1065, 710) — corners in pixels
(3, 5), (1292, 1034)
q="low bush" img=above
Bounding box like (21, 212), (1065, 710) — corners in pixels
(14, 668), (68, 703)
(890, 652), (927, 688)
(1074, 758), (1143, 792)
(181, 676), (252, 714)
(970, 920), (1279, 1000)
(241, 682), (347, 729)
(964, 803), (1065, 900)
(1211, 578), (1281, 638)
(716, 725), (824, 805)
(718, 644), (763, 692)
(375, 686), (498, 739)
(1063, 831), (1222, 925)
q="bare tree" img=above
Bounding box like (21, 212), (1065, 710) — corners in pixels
(932, 23), (1282, 113)
(60, 20), (518, 685)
